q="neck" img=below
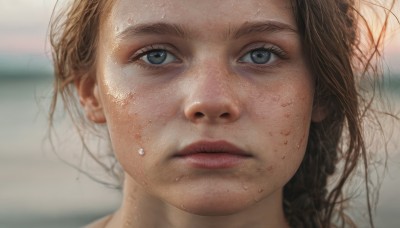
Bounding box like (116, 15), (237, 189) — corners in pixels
(106, 175), (289, 228)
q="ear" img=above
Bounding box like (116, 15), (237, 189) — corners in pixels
(311, 105), (328, 123)
(75, 75), (106, 123)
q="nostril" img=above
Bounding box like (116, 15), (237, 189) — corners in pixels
(220, 112), (230, 119)
(194, 112), (205, 118)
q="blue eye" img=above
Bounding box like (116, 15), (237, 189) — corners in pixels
(240, 48), (277, 64)
(140, 49), (176, 65)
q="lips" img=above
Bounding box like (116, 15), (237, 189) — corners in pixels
(174, 140), (252, 169)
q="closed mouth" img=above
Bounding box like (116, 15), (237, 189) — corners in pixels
(174, 140), (252, 157)
(173, 140), (252, 169)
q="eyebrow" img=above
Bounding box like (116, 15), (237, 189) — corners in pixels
(116, 22), (187, 39)
(116, 21), (297, 40)
(231, 21), (298, 39)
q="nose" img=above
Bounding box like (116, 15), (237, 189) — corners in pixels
(183, 64), (241, 124)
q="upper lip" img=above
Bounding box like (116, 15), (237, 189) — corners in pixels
(174, 140), (252, 157)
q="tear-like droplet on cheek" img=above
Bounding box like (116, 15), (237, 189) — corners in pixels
(138, 148), (145, 156)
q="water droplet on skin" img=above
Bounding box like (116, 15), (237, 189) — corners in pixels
(175, 176), (183, 182)
(280, 130), (291, 136)
(258, 188), (264, 193)
(180, 204), (187, 210)
(284, 140), (288, 145)
(138, 148), (145, 156)
(242, 185), (248, 191)
(296, 144), (301, 149)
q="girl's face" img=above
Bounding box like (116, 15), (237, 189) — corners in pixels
(87, 0), (318, 215)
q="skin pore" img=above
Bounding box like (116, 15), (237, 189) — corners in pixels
(78, 0), (324, 227)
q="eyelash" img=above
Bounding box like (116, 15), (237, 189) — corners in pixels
(129, 45), (170, 60)
(128, 44), (288, 70)
(259, 46), (287, 59)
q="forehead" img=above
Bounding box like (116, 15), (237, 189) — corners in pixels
(106, 0), (296, 36)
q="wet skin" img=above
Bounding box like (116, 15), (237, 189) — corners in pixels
(78, 0), (322, 227)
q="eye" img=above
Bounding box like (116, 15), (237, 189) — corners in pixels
(239, 48), (278, 65)
(140, 49), (177, 65)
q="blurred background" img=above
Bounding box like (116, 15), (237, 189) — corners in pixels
(0, 1), (399, 227)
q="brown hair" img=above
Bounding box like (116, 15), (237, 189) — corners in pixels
(49, 0), (396, 227)
(284, 0), (395, 227)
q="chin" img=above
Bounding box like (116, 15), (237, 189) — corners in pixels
(173, 190), (256, 216)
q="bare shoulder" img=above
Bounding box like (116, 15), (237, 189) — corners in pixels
(83, 215), (113, 228)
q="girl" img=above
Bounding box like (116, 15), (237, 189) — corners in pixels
(49, 0), (396, 227)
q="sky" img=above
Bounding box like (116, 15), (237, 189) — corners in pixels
(0, 0), (399, 72)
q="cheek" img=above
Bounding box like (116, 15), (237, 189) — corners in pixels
(99, 80), (180, 182)
(247, 80), (313, 181)
(251, 81), (313, 139)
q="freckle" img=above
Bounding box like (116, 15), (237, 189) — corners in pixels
(284, 113), (291, 118)
(267, 166), (273, 171)
(256, 167), (265, 174)
(274, 149), (278, 153)
(282, 155), (286, 160)
(269, 132), (273, 136)
(134, 132), (142, 141)
(284, 140), (288, 145)
(281, 99), (293, 107)
(280, 130), (291, 136)
(272, 95), (281, 102)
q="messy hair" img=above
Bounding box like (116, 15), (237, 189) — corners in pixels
(283, 0), (396, 227)
(49, 0), (396, 227)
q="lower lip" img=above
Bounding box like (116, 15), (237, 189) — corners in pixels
(177, 153), (249, 169)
